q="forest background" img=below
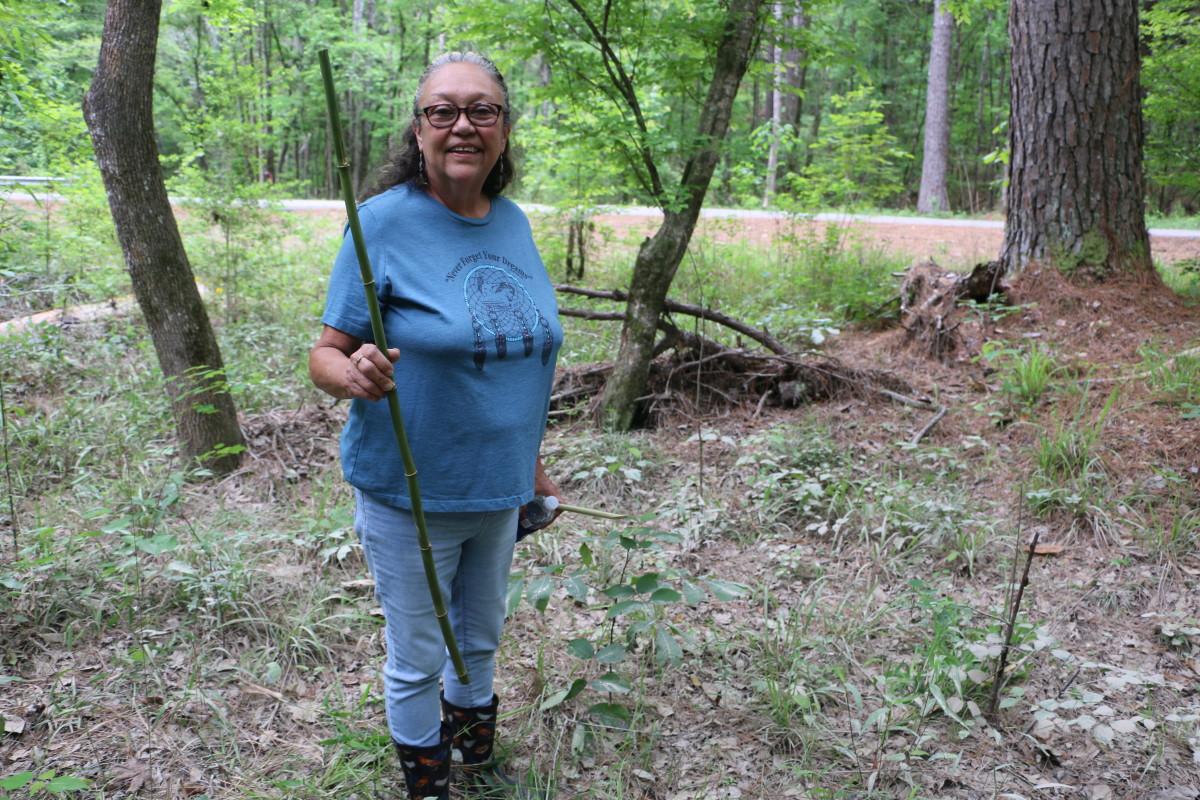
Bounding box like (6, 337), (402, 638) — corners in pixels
(3, 0), (1200, 217)
(2, 0), (1200, 799)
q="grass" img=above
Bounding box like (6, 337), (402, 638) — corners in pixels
(1, 200), (1198, 798)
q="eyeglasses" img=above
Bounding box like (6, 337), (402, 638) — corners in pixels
(419, 103), (505, 129)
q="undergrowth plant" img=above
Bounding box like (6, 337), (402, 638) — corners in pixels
(1138, 339), (1200, 409)
(736, 422), (1000, 577)
(979, 340), (1062, 408)
(1024, 386), (1119, 526)
(743, 574), (1042, 796)
(511, 517), (748, 735)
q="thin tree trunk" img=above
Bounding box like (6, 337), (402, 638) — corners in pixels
(917, 0), (954, 214)
(1001, 0), (1153, 277)
(783, 4), (806, 129)
(600, 0), (766, 430)
(763, 2), (785, 207)
(83, 0), (244, 475)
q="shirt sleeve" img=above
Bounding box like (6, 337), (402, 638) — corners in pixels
(320, 205), (385, 342)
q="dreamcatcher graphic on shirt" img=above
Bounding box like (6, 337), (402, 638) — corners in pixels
(462, 265), (554, 371)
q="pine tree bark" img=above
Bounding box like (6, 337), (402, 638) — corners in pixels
(83, 0), (244, 475)
(600, 0), (766, 430)
(1001, 0), (1153, 277)
(917, 0), (954, 214)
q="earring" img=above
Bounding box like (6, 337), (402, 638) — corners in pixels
(418, 151), (427, 185)
(498, 157), (504, 185)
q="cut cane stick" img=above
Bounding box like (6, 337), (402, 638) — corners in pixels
(556, 503), (628, 520)
(318, 49), (469, 685)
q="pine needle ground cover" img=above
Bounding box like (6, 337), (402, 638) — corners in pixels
(1, 205), (1198, 799)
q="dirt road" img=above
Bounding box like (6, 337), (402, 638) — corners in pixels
(578, 207), (1200, 271)
(8, 192), (1199, 270)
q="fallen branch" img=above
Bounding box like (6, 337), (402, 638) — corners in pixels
(556, 284), (789, 354)
(804, 363), (937, 410)
(546, 290), (935, 424)
(557, 308), (625, 322)
(0, 296), (136, 334)
(909, 405), (948, 445)
(1080, 344), (1200, 385)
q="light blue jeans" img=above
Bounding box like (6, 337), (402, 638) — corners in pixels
(354, 489), (517, 748)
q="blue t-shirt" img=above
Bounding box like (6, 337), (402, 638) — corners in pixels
(321, 183), (563, 511)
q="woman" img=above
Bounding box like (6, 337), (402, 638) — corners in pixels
(309, 52), (562, 800)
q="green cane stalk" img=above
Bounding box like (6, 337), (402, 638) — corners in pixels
(318, 49), (469, 684)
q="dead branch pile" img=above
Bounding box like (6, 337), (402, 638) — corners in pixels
(216, 407), (344, 501)
(552, 285), (931, 427)
(898, 260), (1007, 362)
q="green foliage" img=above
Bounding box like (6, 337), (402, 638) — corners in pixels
(748, 574), (1038, 783)
(0, 0), (100, 176)
(0, 172), (125, 318)
(0, 769), (91, 796)
(735, 422), (998, 578)
(781, 87), (911, 212)
(1137, 339), (1200, 409)
(1024, 387), (1118, 520)
(450, 0), (749, 210)
(169, 162), (303, 325)
(978, 341), (1061, 408)
(0, 0), (1193, 217)
(1143, 0), (1200, 214)
(513, 518), (749, 727)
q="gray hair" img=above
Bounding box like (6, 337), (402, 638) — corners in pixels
(359, 51), (516, 201)
(412, 51), (512, 127)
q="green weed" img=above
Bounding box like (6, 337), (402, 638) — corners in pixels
(1138, 339), (1200, 407)
(979, 341), (1062, 408)
(1025, 387), (1119, 528)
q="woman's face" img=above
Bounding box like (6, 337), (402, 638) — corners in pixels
(413, 63), (509, 203)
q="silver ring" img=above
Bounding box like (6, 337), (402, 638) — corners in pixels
(353, 354), (365, 367)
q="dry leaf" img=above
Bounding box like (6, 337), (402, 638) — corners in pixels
(110, 758), (151, 794)
(1109, 718), (1140, 734)
(3, 716), (26, 735)
(1030, 544), (1066, 555)
(287, 702), (319, 723)
(1030, 717), (1057, 742)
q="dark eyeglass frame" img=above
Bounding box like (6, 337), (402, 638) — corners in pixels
(419, 102), (505, 129)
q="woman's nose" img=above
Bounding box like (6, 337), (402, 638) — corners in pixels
(451, 110), (476, 133)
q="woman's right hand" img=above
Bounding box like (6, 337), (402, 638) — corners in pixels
(344, 342), (401, 401)
(308, 324), (400, 402)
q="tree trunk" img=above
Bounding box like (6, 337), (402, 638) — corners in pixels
(600, 0), (766, 430)
(763, 2), (785, 207)
(783, 5), (806, 130)
(917, 0), (954, 214)
(1001, 0), (1153, 277)
(83, 0), (244, 475)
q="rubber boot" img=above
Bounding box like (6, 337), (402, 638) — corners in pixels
(441, 694), (550, 799)
(394, 723), (452, 800)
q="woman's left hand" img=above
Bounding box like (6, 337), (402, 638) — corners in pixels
(532, 457), (564, 526)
